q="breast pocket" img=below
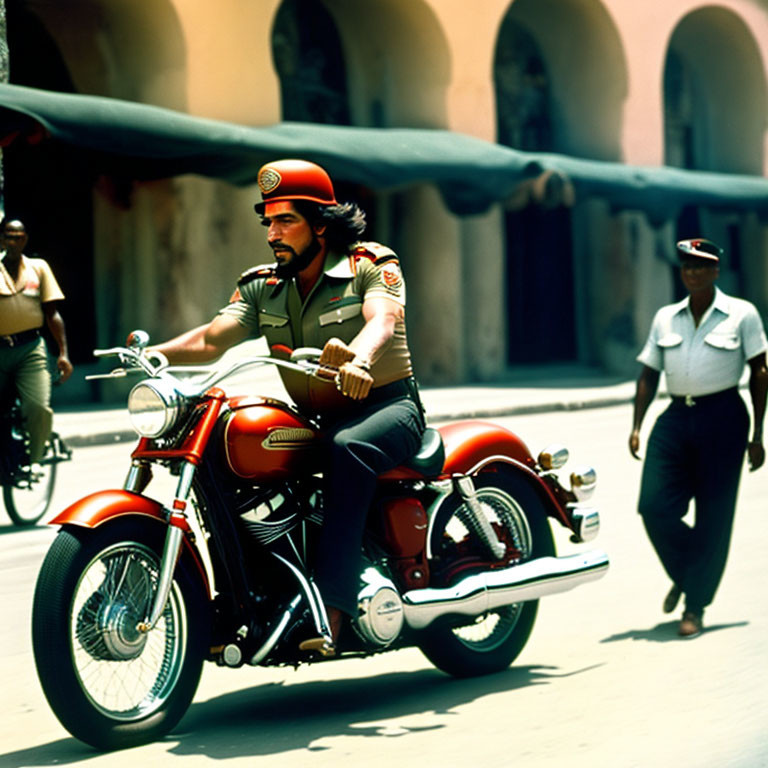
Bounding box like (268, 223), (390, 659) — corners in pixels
(657, 333), (683, 349)
(318, 301), (363, 326)
(258, 310), (292, 347)
(316, 299), (364, 347)
(704, 332), (741, 351)
(259, 310), (289, 328)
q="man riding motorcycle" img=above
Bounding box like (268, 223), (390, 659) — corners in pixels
(150, 159), (425, 653)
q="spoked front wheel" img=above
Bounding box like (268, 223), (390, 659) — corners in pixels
(32, 518), (209, 750)
(417, 469), (555, 677)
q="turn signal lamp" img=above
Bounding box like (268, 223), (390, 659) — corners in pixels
(570, 466), (597, 501)
(537, 444), (569, 470)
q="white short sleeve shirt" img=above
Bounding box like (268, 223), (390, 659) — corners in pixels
(637, 287), (768, 397)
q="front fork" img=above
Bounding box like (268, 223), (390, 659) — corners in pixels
(127, 460), (196, 634)
(125, 459), (335, 647)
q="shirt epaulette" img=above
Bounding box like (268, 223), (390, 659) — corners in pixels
(238, 264), (280, 287)
(351, 242), (398, 265)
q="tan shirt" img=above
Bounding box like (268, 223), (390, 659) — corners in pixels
(0, 253), (65, 336)
(220, 242), (413, 415)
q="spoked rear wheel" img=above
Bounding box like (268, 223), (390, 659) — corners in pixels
(3, 452), (56, 526)
(32, 518), (209, 750)
(417, 470), (555, 677)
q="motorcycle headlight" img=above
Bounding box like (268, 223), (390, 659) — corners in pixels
(128, 379), (184, 438)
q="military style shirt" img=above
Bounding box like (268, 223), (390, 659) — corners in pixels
(637, 287), (768, 397)
(0, 253), (65, 336)
(220, 242), (413, 415)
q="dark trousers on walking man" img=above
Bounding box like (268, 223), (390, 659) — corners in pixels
(638, 389), (748, 616)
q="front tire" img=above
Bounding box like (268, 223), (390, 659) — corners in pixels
(32, 518), (209, 750)
(417, 469), (555, 677)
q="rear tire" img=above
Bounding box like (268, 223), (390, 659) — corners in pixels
(417, 469), (555, 677)
(32, 518), (209, 750)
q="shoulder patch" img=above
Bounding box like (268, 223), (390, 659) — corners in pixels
(380, 261), (403, 289)
(238, 263), (279, 287)
(351, 241), (397, 265)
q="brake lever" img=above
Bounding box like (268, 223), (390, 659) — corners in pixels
(85, 368), (129, 381)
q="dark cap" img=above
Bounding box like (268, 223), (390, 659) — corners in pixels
(676, 238), (722, 263)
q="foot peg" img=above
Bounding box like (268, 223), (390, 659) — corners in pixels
(298, 636), (337, 657)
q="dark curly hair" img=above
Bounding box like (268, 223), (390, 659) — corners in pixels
(293, 200), (367, 251)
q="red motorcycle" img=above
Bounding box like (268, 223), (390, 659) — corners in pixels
(32, 331), (608, 751)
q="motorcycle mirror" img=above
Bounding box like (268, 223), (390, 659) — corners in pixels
(127, 330), (150, 350)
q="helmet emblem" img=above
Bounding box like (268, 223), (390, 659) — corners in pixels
(258, 167), (282, 194)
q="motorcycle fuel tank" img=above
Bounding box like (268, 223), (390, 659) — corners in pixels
(223, 396), (321, 480)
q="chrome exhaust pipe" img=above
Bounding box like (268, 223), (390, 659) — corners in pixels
(402, 550), (609, 630)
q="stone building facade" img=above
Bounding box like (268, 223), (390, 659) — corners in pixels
(2, 0), (767, 398)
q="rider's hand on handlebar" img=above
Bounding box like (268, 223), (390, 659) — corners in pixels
(336, 361), (374, 400)
(320, 338), (356, 368)
(318, 338), (357, 381)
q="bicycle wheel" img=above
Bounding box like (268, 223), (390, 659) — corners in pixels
(3, 456), (56, 526)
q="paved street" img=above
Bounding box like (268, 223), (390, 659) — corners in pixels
(1, 401), (767, 767)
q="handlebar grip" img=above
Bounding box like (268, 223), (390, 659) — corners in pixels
(315, 365), (339, 381)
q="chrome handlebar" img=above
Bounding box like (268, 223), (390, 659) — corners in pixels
(86, 331), (326, 396)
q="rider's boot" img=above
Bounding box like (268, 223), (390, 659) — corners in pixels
(299, 606), (343, 657)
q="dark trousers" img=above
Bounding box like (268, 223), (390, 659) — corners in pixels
(638, 389), (749, 612)
(314, 392), (424, 616)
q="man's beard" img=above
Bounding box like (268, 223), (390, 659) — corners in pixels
(274, 237), (322, 279)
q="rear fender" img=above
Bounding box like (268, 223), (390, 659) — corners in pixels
(439, 421), (571, 529)
(49, 490), (211, 598)
(439, 420), (537, 475)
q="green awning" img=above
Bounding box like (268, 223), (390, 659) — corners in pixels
(1, 83), (766, 220)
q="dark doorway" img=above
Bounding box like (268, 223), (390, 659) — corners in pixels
(505, 206), (575, 363)
(3, 0), (95, 364)
(270, 0), (378, 234)
(272, 0), (351, 126)
(494, 17), (576, 364)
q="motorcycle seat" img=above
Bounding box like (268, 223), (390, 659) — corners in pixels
(400, 427), (445, 477)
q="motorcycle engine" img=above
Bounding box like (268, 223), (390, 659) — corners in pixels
(354, 566), (404, 648)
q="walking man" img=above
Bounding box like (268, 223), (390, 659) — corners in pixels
(629, 238), (768, 638)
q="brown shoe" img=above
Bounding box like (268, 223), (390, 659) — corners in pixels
(678, 610), (703, 638)
(298, 606), (344, 656)
(663, 584), (682, 614)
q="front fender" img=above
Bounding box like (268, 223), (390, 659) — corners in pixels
(49, 489), (211, 597)
(51, 489), (168, 528)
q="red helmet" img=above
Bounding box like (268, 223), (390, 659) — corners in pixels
(254, 159), (337, 213)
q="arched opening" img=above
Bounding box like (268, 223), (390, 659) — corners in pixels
(664, 7), (766, 176)
(3, 0), (95, 365)
(272, 0), (351, 126)
(664, 7), (767, 299)
(494, 0), (626, 366)
(271, 0), (377, 233)
(3, 0), (188, 380)
(494, 15), (570, 363)
(495, 24), (552, 153)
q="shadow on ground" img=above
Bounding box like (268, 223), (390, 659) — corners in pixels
(0, 662), (605, 764)
(600, 620), (748, 644)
